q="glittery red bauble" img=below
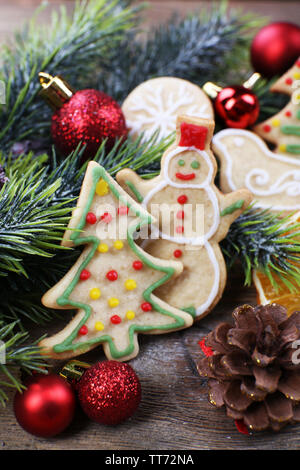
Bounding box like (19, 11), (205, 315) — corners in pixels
(51, 89), (128, 160)
(76, 361), (141, 425)
(214, 85), (260, 128)
(14, 374), (75, 437)
(251, 22), (300, 78)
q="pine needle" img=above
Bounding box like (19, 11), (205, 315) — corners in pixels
(221, 206), (300, 288)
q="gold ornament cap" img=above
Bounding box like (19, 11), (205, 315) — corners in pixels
(59, 360), (90, 384)
(202, 81), (222, 99)
(202, 73), (262, 99)
(39, 72), (75, 110)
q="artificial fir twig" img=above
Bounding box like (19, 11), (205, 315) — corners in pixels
(0, 321), (47, 406)
(100, 4), (265, 102)
(221, 206), (300, 288)
(0, 0), (138, 153)
(0, 132), (173, 279)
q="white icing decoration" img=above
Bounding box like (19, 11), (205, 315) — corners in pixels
(233, 137), (244, 147)
(196, 241), (220, 317)
(213, 128), (300, 211)
(141, 144), (221, 317)
(125, 81), (212, 140)
(245, 169), (300, 197)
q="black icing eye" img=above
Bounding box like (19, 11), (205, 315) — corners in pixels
(190, 160), (200, 169)
(178, 159), (185, 167)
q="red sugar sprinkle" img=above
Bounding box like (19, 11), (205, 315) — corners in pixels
(285, 77), (293, 85)
(79, 325), (88, 335)
(173, 249), (182, 258)
(86, 212), (97, 224)
(235, 419), (250, 436)
(141, 302), (152, 312)
(106, 270), (118, 281)
(110, 315), (122, 325)
(198, 338), (213, 357)
(80, 269), (91, 281)
(285, 111), (292, 117)
(132, 260), (143, 270)
(262, 124), (271, 133)
(177, 194), (188, 205)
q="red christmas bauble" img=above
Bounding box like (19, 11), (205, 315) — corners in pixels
(51, 89), (128, 159)
(214, 85), (260, 128)
(14, 374), (76, 437)
(251, 22), (300, 78)
(76, 361), (141, 425)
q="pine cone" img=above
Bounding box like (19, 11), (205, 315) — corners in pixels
(197, 304), (300, 432)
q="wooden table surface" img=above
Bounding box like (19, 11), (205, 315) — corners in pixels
(1, 0), (300, 451)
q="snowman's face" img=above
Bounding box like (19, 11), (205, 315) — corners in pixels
(167, 149), (212, 185)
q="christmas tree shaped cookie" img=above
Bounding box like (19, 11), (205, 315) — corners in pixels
(39, 162), (193, 361)
(212, 128), (300, 212)
(117, 116), (252, 319)
(254, 57), (300, 156)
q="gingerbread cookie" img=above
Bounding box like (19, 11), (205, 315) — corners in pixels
(122, 77), (214, 141)
(254, 57), (300, 156)
(39, 162), (193, 361)
(117, 115), (252, 319)
(213, 128), (300, 212)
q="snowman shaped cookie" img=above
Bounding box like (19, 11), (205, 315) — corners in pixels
(117, 116), (252, 319)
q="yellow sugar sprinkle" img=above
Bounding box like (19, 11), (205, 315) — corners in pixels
(114, 240), (124, 250)
(126, 310), (135, 320)
(124, 279), (137, 290)
(95, 321), (104, 331)
(89, 288), (101, 300)
(279, 144), (287, 152)
(271, 118), (280, 127)
(108, 297), (119, 308)
(96, 179), (109, 196)
(98, 243), (109, 253)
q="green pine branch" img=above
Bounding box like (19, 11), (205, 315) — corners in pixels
(253, 76), (289, 123)
(221, 206), (300, 288)
(0, 152), (74, 277)
(0, 132), (173, 280)
(0, 0), (138, 153)
(100, 3), (265, 102)
(0, 321), (47, 406)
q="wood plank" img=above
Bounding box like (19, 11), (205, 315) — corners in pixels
(136, 1), (300, 27)
(0, 1), (299, 44)
(1, 269), (300, 450)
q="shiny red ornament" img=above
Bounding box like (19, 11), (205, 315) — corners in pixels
(251, 22), (300, 78)
(14, 374), (75, 437)
(76, 361), (141, 425)
(51, 89), (128, 160)
(214, 85), (260, 129)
